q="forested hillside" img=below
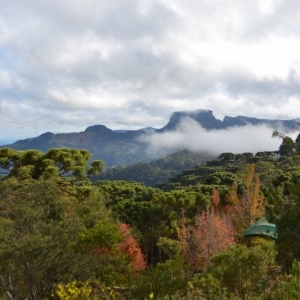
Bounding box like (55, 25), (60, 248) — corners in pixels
(1, 131), (300, 299)
(3, 109), (300, 168)
(94, 149), (216, 186)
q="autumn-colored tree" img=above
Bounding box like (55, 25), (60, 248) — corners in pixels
(226, 165), (265, 240)
(185, 189), (235, 271)
(118, 224), (146, 271)
(176, 210), (189, 258)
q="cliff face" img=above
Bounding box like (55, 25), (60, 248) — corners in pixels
(2, 109), (300, 166)
(159, 110), (223, 131)
(160, 109), (300, 131)
(222, 115), (300, 130)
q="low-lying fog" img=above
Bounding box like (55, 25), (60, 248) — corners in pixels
(139, 117), (299, 157)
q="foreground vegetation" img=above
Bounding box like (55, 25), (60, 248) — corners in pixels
(1, 132), (300, 299)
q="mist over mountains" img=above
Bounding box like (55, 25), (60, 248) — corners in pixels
(159, 109), (300, 131)
(2, 109), (300, 167)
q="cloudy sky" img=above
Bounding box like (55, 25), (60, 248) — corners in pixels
(1, 0), (300, 142)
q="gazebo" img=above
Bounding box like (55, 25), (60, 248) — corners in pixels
(244, 218), (277, 239)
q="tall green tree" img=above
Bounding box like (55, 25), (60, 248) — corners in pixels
(0, 179), (126, 299)
(201, 240), (276, 298)
(266, 181), (300, 271)
(0, 179), (84, 299)
(0, 148), (104, 181)
(266, 260), (300, 299)
(272, 130), (296, 157)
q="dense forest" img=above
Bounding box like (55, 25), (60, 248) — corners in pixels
(93, 149), (216, 187)
(1, 131), (300, 299)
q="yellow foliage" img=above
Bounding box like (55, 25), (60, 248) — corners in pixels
(227, 165), (265, 240)
(56, 280), (92, 300)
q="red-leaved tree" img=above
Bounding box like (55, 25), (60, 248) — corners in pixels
(185, 189), (235, 271)
(118, 224), (146, 271)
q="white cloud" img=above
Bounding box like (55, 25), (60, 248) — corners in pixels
(1, 0), (300, 141)
(139, 117), (287, 157)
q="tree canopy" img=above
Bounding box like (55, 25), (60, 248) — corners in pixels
(1, 138), (300, 299)
(0, 148), (104, 181)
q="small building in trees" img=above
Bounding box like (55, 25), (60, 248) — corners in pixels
(244, 218), (277, 239)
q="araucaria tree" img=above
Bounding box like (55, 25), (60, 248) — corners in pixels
(0, 148), (141, 299)
(0, 179), (85, 299)
(0, 147), (104, 182)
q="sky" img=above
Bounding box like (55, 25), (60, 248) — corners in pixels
(1, 0), (300, 143)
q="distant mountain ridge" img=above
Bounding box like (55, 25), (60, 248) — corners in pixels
(2, 109), (300, 166)
(160, 109), (300, 131)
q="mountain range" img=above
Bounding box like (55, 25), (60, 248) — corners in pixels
(2, 109), (300, 166)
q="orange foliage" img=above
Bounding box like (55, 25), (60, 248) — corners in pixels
(185, 190), (235, 271)
(211, 188), (220, 208)
(91, 224), (146, 272)
(176, 210), (189, 256)
(226, 165), (265, 240)
(118, 224), (146, 271)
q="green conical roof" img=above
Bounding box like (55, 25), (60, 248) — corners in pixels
(244, 218), (277, 239)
